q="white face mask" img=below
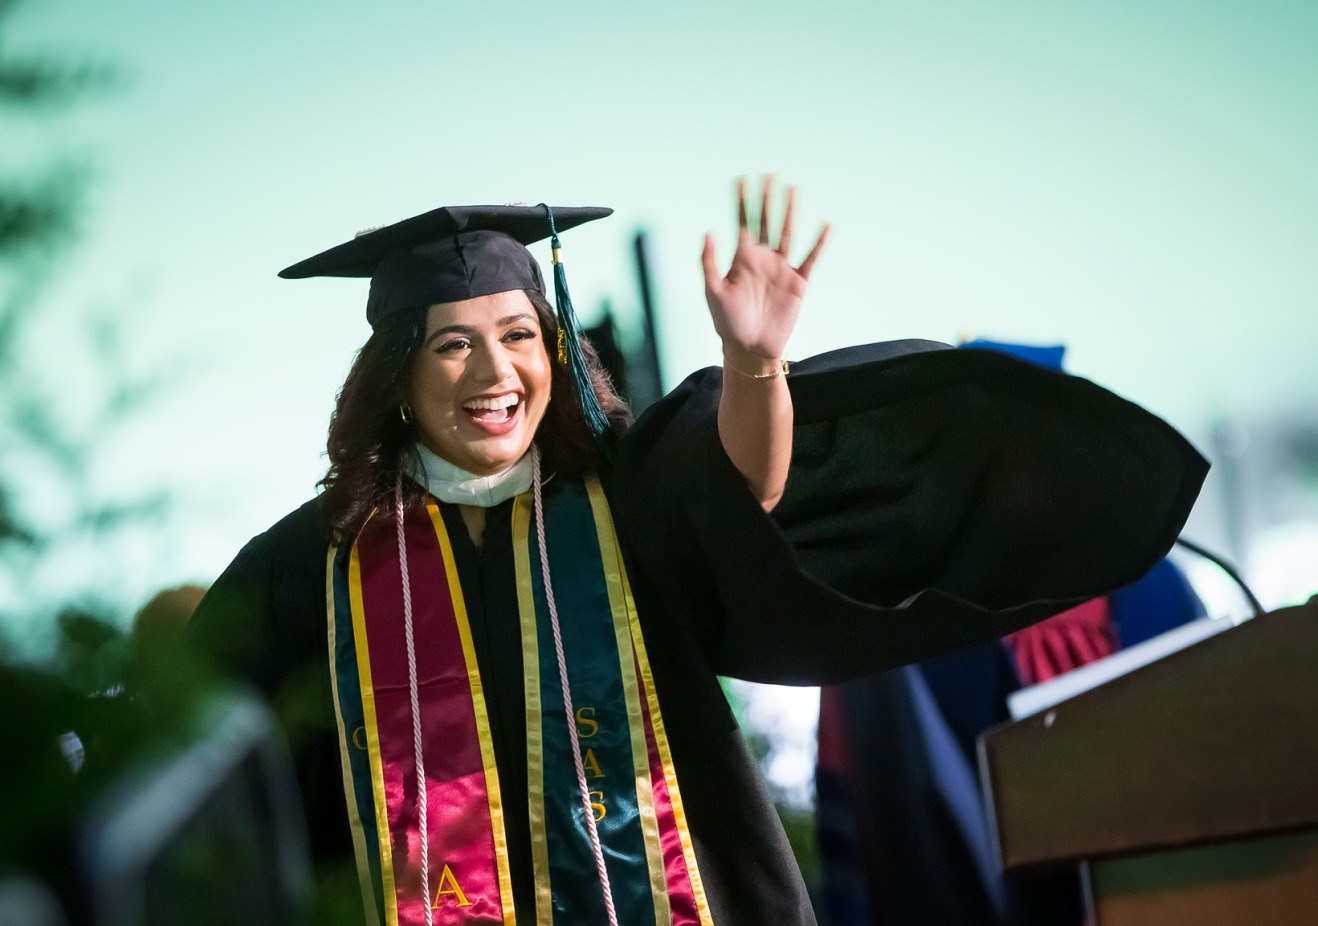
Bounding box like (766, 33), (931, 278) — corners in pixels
(407, 442), (534, 507)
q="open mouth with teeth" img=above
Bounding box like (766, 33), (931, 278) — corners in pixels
(462, 392), (523, 430)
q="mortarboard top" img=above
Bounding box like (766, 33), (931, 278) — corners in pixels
(279, 204), (612, 328)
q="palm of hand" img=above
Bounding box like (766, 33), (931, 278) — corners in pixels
(702, 178), (829, 361)
(706, 234), (808, 359)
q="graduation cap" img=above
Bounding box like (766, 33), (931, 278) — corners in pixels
(279, 203), (614, 439)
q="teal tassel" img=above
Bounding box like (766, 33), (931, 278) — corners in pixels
(541, 204), (612, 444)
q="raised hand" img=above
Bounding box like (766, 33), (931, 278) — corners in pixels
(705, 177), (828, 510)
(701, 176), (830, 369)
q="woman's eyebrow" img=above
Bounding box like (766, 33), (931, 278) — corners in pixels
(424, 324), (474, 347)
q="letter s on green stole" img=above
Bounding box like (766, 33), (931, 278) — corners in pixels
(327, 473), (714, 926)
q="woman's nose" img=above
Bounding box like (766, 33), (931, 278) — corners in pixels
(472, 342), (515, 385)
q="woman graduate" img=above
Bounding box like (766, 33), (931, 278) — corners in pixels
(190, 179), (1207, 926)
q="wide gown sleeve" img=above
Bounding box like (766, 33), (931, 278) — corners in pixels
(187, 500), (331, 704)
(608, 340), (1208, 685)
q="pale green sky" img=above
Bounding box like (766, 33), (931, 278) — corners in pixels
(8, 0), (1317, 623)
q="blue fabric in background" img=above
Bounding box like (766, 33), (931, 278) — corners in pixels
(1110, 557), (1207, 648)
(959, 339), (1067, 371)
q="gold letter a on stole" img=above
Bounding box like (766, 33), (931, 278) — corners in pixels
(432, 864), (473, 908)
(582, 747), (605, 779)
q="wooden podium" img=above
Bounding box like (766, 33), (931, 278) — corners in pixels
(979, 599), (1318, 925)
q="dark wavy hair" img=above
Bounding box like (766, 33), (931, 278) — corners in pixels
(319, 289), (631, 535)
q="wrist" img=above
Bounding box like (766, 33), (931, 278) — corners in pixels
(723, 347), (789, 380)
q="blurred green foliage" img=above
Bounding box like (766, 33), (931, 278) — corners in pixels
(0, 0), (168, 649)
(1, 606), (227, 908)
(0, 4), (219, 912)
(719, 677), (822, 885)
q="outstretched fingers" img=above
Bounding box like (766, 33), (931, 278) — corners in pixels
(796, 222), (831, 280)
(726, 176), (827, 277)
(736, 177), (750, 241)
(701, 233), (722, 292)
(777, 185), (796, 257)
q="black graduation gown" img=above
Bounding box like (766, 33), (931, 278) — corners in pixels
(188, 340), (1207, 925)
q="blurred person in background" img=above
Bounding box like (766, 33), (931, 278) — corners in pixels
(814, 340), (1205, 926)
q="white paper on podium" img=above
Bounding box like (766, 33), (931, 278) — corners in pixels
(1006, 616), (1239, 721)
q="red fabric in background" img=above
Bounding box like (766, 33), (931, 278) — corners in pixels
(1004, 598), (1117, 686)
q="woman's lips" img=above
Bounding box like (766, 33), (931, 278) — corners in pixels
(462, 393), (523, 435)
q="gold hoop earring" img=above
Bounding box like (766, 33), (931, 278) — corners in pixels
(399, 402), (414, 424)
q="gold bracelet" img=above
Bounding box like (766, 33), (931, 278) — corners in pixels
(726, 358), (790, 380)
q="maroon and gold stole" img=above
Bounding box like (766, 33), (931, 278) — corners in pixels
(327, 475), (715, 925)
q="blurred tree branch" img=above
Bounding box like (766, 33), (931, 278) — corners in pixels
(0, 0), (113, 93)
(0, 166), (82, 255)
(1, 0), (172, 646)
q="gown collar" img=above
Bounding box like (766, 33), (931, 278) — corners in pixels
(407, 443), (533, 508)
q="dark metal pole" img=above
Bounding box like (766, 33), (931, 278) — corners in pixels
(632, 231), (664, 410)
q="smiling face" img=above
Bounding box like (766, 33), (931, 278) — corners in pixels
(408, 289), (553, 476)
